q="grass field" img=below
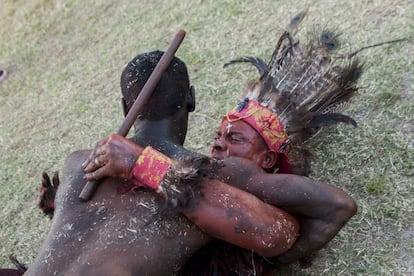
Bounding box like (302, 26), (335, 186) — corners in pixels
(0, 0), (413, 274)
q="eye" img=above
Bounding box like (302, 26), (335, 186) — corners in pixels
(214, 131), (221, 140)
(230, 135), (242, 142)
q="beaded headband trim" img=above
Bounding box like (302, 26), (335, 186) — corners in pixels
(225, 98), (290, 154)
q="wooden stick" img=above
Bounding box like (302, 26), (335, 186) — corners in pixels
(79, 30), (187, 201)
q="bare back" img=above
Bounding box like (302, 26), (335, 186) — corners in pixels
(26, 150), (210, 276)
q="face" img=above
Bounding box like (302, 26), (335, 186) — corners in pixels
(211, 118), (269, 166)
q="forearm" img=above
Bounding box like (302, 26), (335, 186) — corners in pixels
(256, 174), (358, 226)
(182, 179), (299, 257)
(220, 159), (356, 222)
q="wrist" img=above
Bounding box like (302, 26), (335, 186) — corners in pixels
(130, 146), (172, 191)
(129, 147), (223, 211)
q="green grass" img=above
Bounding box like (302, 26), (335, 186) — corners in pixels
(1, 0), (413, 274)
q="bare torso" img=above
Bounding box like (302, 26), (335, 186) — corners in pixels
(26, 150), (210, 276)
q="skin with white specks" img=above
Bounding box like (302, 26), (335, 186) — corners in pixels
(26, 150), (210, 276)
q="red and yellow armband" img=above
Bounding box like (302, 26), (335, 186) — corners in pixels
(129, 146), (172, 192)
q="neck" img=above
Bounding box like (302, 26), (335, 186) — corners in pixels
(132, 117), (187, 146)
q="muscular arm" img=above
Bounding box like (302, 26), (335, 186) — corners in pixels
(219, 157), (358, 264)
(181, 179), (299, 257)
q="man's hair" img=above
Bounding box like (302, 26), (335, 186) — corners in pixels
(120, 50), (191, 120)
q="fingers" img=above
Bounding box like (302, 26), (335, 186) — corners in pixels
(83, 151), (109, 181)
(84, 166), (106, 182)
(82, 150), (98, 169)
(82, 145), (96, 168)
(82, 138), (108, 169)
(82, 148), (107, 172)
(84, 154), (107, 173)
(81, 134), (139, 181)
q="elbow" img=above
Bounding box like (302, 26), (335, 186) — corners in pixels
(334, 193), (358, 225)
(347, 197), (358, 218)
(342, 194), (358, 220)
(252, 219), (299, 257)
(253, 230), (298, 257)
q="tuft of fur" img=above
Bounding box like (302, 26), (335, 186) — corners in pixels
(39, 171), (60, 219)
(159, 156), (223, 211)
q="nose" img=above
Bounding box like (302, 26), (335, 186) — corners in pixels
(211, 136), (227, 156)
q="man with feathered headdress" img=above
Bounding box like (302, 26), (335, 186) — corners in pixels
(182, 26), (363, 273)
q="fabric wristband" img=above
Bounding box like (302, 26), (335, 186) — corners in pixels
(130, 146), (172, 191)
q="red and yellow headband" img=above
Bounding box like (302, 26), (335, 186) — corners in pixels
(225, 98), (289, 154)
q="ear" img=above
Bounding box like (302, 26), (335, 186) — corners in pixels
(261, 150), (277, 171)
(186, 86), (196, 112)
(120, 97), (128, 118)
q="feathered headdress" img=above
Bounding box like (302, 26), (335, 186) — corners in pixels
(223, 11), (363, 176)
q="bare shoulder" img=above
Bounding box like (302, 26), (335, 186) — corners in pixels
(63, 149), (91, 173)
(55, 149), (91, 209)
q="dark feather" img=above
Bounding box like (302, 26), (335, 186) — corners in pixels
(339, 59), (363, 87)
(286, 8), (309, 34)
(347, 37), (409, 58)
(309, 113), (357, 129)
(268, 31), (295, 76)
(223, 57), (269, 78)
(320, 30), (341, 51)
